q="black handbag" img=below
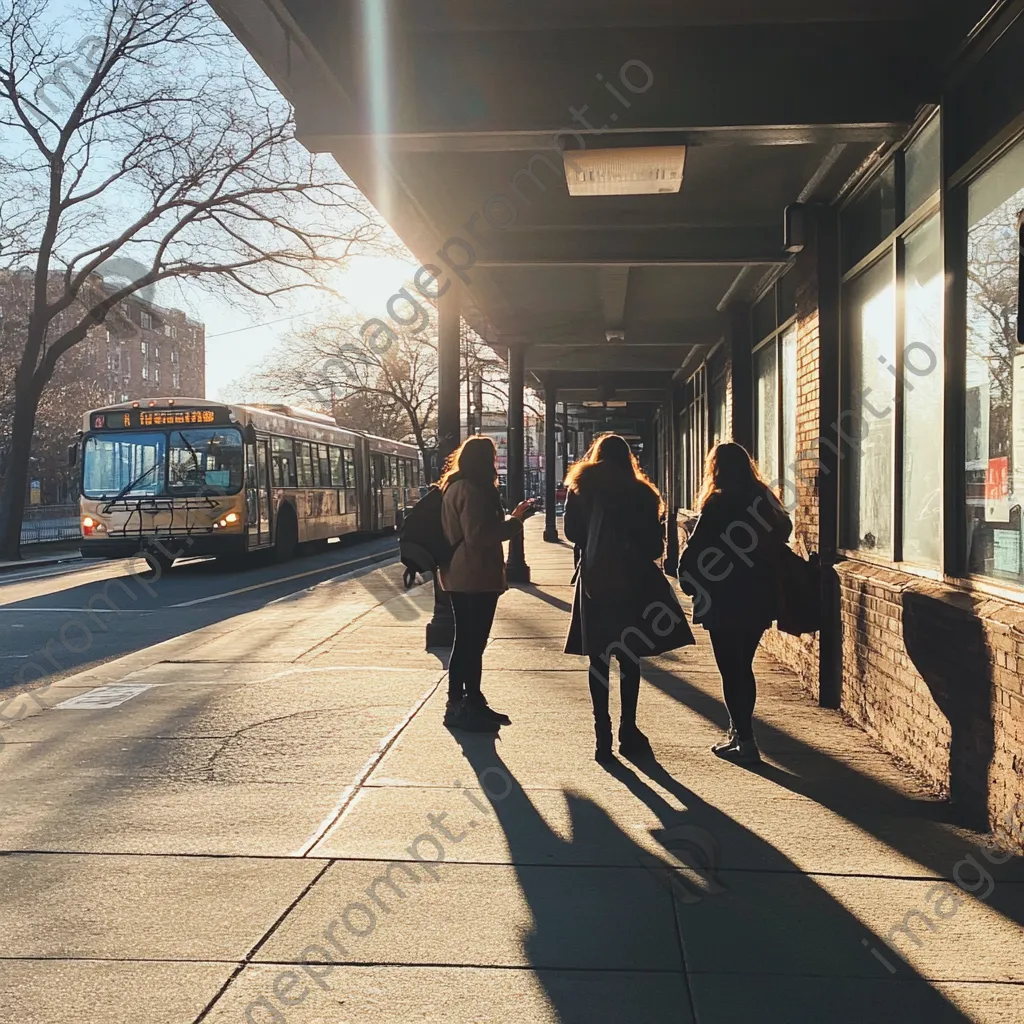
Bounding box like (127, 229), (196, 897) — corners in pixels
(776, 546), (821, 636)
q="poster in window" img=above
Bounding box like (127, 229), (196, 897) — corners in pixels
(986, 456), (1010, 521)
(993, 528), (1022, 575)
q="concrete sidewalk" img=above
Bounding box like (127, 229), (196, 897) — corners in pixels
(1, 521), (1023, 1023)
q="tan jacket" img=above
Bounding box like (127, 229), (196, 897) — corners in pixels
(439, 478), (523, 593)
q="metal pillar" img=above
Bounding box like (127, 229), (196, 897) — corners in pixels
(425, 286), (460, 649)
(725, 301), (754, 454)
(505, 345), (531, 582)
(543, 380), (559, 542)
(663, 389), (680, 576)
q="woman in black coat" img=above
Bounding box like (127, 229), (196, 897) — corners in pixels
(678, 442), (792, 765)
(563, 434), (694, 762)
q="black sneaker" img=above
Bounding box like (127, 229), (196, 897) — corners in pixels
(448, 698), (500, 733)
(711, 728), (738, 755)
(712, 738), (761, 765)
(443, 699), (463, 727)
(470, 695), (511, 726)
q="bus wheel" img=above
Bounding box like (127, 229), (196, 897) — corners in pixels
(274, 506), (298, 562)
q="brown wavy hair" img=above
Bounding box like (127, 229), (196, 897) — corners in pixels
(564, 432), (665, 516)
(438, 435), (499, 492)
(696, 442), (772, 511)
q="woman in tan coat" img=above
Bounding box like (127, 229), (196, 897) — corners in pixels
(439, 436), (535, 732)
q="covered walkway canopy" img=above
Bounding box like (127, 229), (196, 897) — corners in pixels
(212, 0), (980, 398)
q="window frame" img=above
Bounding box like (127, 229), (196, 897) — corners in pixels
(838, 108), (944, 569)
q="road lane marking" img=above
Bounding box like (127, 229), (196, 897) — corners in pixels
(55, 683), (157, 709)
(168, 549), (397, 608)
(0, 607), (152, 613)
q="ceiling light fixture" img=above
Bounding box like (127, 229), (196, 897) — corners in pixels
(563, 146), (686, 197)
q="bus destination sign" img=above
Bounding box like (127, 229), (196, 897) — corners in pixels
(91, 408), (225, 430)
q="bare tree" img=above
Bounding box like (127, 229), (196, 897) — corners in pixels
(0, 0), (381, 557)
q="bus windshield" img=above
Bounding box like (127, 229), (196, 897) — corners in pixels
(83, 428), (244, 499)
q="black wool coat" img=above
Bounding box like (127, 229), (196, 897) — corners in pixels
(562, 466), (695, 659)
(677, 486), (792, 633)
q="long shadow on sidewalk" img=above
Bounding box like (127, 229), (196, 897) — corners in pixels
(642, 663), (1024, 924)
(453, 733), (973, 1024)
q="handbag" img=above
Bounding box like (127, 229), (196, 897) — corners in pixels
(776, 546), (821, 636)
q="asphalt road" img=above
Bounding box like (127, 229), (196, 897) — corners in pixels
(0, 534), (403, 700)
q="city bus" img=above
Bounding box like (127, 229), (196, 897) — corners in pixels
(74, 397), (423, 567)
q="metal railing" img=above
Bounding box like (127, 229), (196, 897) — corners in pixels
(21, 504), (81, 544)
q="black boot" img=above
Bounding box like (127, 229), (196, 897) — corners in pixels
(618, 722), (654, 761)
(594, 716), (614, 763)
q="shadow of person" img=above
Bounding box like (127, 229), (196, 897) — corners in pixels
(520, 583), (573, 614)
(901, 589), (995, 830)
(450, 731), (974, 1023)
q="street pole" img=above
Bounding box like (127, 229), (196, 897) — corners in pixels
(425, 286), (461, 648)
(543, 380), (558, 542)
(505, 344), (530, 583)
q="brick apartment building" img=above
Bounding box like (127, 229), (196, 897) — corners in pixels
(0, 270), (205, 503)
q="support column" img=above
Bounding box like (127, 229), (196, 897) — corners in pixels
(663, 389), (679, 576)
(725, 301), (754, 453)
(543, 379), (559, 542)
(813, 205), (843, 709)
(425, 285), (460, 649)
(505, 345), (531, 582)
(562, 400), (570, 470)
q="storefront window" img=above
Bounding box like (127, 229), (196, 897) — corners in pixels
(965, 137), (1024, 582)
(782, 325), (798, 504)
(905, 115), (941, 217)
(755, 343), (778, 485)
(903, 215), (943, 566)
(842, 257), (896, 555)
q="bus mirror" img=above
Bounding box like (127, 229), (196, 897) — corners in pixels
(67, 444), (78, 468)
(242, 423), (258, 446)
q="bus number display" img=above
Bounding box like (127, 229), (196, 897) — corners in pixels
(92, 409), (220, 430)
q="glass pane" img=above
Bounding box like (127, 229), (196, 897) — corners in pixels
(167, 428), (244, 495)
(965, 138), (1024, 583)
(755, 342), (778, 486)
(842, 164), (898, 271)
(709, 376), (727, 448)
(906, 115), (940, 216)
(842, 257), (896, 554)
(781, 325), (798, 507)
(752, 289), (776, 343)
(83, 433), (165, 498)
(902, 215), (943, 566)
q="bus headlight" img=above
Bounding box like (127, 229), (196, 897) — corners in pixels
(81, 516), (106, 536)
(215, 511), (239, 528)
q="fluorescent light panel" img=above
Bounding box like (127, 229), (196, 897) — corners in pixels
(563, 146), (686, 197)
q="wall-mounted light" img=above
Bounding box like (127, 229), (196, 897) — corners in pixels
(784, 203), (807, 254)
(564, 147), (685, 197)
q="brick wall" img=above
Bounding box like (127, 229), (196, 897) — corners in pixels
(762, 249), (822, 700)
(836, 560), (1024, 843)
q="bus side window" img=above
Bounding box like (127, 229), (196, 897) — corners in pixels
(271, 436), (296, 487)
(344, 448), (356, 488)
(329, 446), (343, 488)
(311, 446), (322, 487)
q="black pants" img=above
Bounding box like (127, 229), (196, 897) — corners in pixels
(708, 626), (766, 741)
(587, 653), (641, 725)
(448, 592), (500, 701)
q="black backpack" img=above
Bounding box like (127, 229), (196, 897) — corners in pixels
(399, 486), (461, 585)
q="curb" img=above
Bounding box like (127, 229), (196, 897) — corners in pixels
(0, 553), (83, 576)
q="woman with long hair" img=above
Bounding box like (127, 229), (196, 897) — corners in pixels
(679, 442), (792, 764)
(563, 433), (694, 762)
(438, 435), (536, 732)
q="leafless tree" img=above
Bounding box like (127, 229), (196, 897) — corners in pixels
(0, 0), (382, 557)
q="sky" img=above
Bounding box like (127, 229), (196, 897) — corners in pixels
(1, 0), (422, 404)
(174, 252), (420, 401)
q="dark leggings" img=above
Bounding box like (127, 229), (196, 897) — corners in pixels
(708, 626), (766, 741)
(588, 653), (641, 725)
(448, 592), (500, 701)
